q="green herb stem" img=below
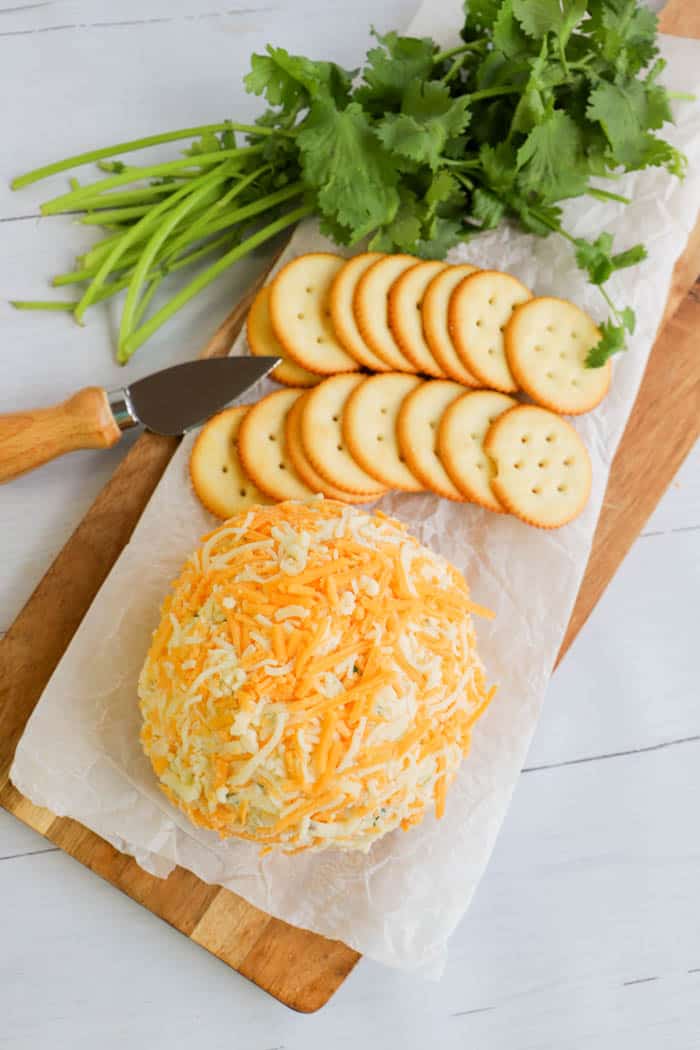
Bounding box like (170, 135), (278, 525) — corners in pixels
(119, 172), (242, 347)
(74, 166), (232, 321)
(40, 147), (263, 215)
(433, 40), (485, 64)
(10, 299), (78, 311)
(119, 203), (312, 362)
(11, 123), (276, 189)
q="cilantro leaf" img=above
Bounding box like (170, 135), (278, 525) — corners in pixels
(611, 244), (648, 271)
(586, 319), (627, 367)
(516, 109), (589, 199)
(471, 187), (506, 229)
(479, 141), (518, 195)
(587, 0), (658, 77)
(586, 78), (685, 174)
(245, 47), (354, 115)
(512, 0), (586, 44)
(296, 100), (399, 241)
(415, 216), (467, 258)
(376, 81), (471, 170)
(356, 31), (436, 112)
(574, 233), (615, 284)
(463, 0), (502, 36)
(492, 0), (532, 59)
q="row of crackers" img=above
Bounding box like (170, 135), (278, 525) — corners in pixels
(190, 250), (604, 530)
(191, 377), (591, 530)
(248, 251), (612, 416)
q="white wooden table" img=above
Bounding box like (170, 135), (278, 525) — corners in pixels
(2, 2), (699, 1046)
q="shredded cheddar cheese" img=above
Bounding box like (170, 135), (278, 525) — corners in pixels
(138, 499), (495, 853)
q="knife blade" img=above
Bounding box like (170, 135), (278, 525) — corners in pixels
(109, 356), (280, 436)
(0, 355), (280, 484)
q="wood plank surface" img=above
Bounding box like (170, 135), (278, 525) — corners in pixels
(1, 0), (698, 1012)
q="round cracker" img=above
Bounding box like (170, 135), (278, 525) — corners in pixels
(189, 405), (272, 519)
(437, 390), (516, 512)
(300, 374), (387, 497)
(422, 264), (482, 386)
(269, 253), (360, 375)
(237, 388), (315, 502)
(484, 404), (591, 528)
(388, 259), (448, 377)
(247, 284), (320, 388)
(284, 394), (369, 504)
(505, 296), (611, 415)
(396, 380), (466, 501)
(329, 253), (390, 371)
(354, 255), (420, 372)
(448, 270), (532, 392)
(343, 373), (424, 492)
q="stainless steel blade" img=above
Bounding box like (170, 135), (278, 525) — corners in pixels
(120, 357), (280, 436)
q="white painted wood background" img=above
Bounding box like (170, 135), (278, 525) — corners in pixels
(1, 1), (699, 1046)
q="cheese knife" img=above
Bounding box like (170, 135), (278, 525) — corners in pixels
(0, 356), (279, 483)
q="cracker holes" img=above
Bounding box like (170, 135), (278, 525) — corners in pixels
(514, 460), (523, 469)
(557, 484), (568, 493)
(316, 336), (325, 344)
(545, 433), (556, 443)
(546, 371), (555, 380)
(571, 379), (580, 388)
(278, 462), (286, 470)
(268, 434), (276, 442)
(534, 344), (544, 353)
(305, 286), (314, 294)
(563, 457), (573, 467)
(221, 466), (228, 474)
(429, 421), (436, 429)
(488, 347), (496, 356)
(546, 325), (554, 333)
(475, 319), (483, 328)
(537, 459), (548, 469)
(337, 444), (343, 452)
(297, 312), (305, 320)
(520, 434), (530, 444)
(380, 407), (388, 415)
(531, 486), (541, 495)
(488, 297), (495, 305)
(559, 352), (568, 360)
(377, 435), (384, 442)
(239, 487), (247, 497)
(332, 415), (339, 422)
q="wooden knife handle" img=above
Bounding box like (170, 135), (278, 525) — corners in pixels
(0, 386), (122, 483)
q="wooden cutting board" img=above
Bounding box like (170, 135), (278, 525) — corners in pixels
(1, 0), (698, 1013)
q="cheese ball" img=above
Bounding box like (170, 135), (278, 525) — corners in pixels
(138, 499), (494, 853)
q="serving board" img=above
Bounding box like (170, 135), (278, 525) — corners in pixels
(1, 0), (699, 1013)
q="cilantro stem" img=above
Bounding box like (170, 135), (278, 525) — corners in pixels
(132, 275), (163, 328)
(666, 91), (696, 101)
(119, 173), (234, 347)
(587, 187), (631, 205)
(85, 232), (237, 307)
(40, 147), (263, 215)
(433, 41), (485, 64)
(443, 55), (465, 85)
(75, 166), (231, 322)
(11, 123), (275, 189)
(10, 299), (77, 311)
(80, 204), (154, 224)
(159, 164), (271, 262)
(119, 203), (313, 362)
(465, 85), (521, 102)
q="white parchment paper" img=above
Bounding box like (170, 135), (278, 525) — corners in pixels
(11, 13), (700, 974)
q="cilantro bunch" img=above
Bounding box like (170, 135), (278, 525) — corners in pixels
(12, 0), (687, 365)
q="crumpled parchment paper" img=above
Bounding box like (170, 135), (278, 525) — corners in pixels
(10, 9), (700, 975)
